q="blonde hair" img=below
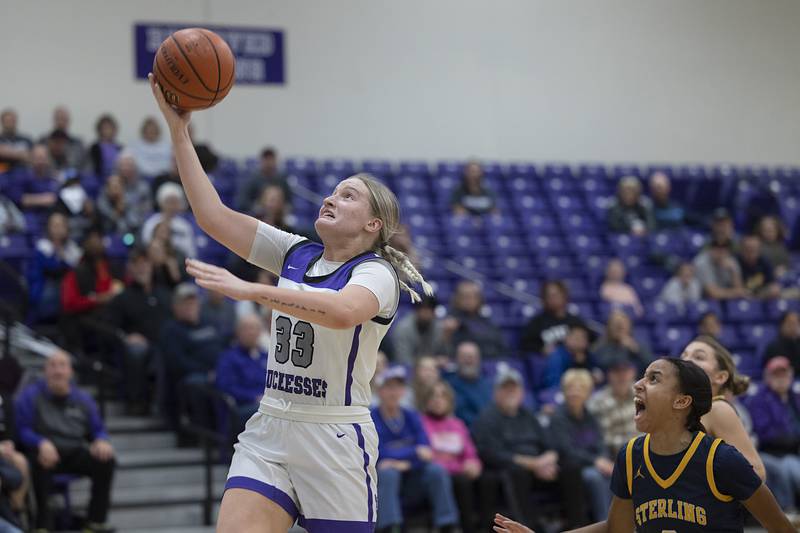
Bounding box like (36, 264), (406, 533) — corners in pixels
(420, 380), (456, 416)
(353, 173), (433, 303)
(561, 368), (594, 392)
(693, 335), (750, 396)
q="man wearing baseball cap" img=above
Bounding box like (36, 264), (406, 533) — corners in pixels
(472, 366), (587, 528)
(747, 355), (800, 513)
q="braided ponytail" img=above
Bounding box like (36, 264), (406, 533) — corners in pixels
(352, 173), (434, 303)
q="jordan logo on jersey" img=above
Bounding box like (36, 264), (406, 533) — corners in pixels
(634, 466), (645, 480)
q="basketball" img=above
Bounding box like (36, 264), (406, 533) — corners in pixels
(152, 28), (236, 111)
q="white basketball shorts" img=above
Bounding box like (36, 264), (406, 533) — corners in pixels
(225, 411), (379, 532)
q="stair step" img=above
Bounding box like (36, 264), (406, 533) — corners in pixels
(109, 503), (219, 530)
(71, 464), (228, 490)
(107, 416), (168, 434)
(72, 480), (227, 508)
(116, 448), (206, 469)
(111, 431), (176, 451)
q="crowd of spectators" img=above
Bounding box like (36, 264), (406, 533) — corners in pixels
(1, 105), (800, 530)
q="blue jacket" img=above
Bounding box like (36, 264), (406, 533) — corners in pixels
(371, 406), (430, 469)
(745, 385), (800, 456)
(443, 372), (493, 428)
(215, 344), (268, 405)
(15, 379), (108, 451)
(542, 345), (600, 390)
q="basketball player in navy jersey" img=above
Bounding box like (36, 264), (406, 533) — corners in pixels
(494, 358), (793, 533)
(150, 75), (432, 533)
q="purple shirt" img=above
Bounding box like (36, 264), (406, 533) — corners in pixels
(99, 141), (121, 178)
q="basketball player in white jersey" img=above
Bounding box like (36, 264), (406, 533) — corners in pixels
(149, 75), (431, 533)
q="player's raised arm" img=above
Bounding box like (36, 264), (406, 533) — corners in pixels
(148, 73), (258, 260)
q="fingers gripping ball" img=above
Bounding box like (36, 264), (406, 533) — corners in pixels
(152, 28), (236, 111)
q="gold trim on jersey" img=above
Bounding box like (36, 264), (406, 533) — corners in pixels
(706, 438), (734, 502)
(643, 432), (705, 489)
(626, 436), (638, 495)
(712, 395), (726, 402)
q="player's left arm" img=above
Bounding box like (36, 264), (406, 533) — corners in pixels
(185, 259), (380, 329)
(742, 484), (795, 532)
(705, 401), (766, 480)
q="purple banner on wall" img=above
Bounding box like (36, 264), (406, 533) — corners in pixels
(134, 22), (285, 85)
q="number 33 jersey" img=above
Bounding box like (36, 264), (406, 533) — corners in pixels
(258, 239), (399, 424)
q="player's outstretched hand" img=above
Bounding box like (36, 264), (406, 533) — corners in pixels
(493, 513), (535, 533)
(148, 73), (192, 134)
(186, 258), (253, 301)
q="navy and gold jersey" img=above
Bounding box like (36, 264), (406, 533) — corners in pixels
(610, 431), (762, 532)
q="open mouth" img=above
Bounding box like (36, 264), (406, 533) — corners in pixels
(634, 397), (646, 420)
(320, 210), (336, 220)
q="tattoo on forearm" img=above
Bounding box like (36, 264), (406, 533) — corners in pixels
(261, 297), (327, 315)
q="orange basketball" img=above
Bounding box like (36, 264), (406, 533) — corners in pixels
(152, 28), (236, 111)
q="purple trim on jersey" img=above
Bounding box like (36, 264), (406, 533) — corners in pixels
(224, 476), (298, 519)
(344, 325), (362, 406)
(353, 423), (375, 523)
(280, 241), (381, 290)
(298, 516), (375, 533)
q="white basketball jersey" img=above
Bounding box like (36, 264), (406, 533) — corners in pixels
(258, 240), (399, 423)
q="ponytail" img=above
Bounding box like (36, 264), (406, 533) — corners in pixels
(379, 243), (434, 304)
(686, 410), (707, 434)
(692, 335), (750, 397)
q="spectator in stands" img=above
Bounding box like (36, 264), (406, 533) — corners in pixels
(708, 207), (738, 250)
(443, 341), (492, 427)
(738, 234), (781, 299)
(408, 355), (440, 409)
(599, 258), (643, 316)
(201, 290), (237, 347)
(147, 223), (187, 289)
(763, 311), (800, 375)
(697, 311), (723, 340)
(151, 156), (180, 209)
(693, 240), (747, 300)
(234, 269), (275, 352)
(389, 295), (449, 365)
(450, 160), (497, 216)
(187, 124), (218, 174)
(128, 117), (172, 177)
(97, 174), (140, 236)
(420, 381), (487, 533)
(520, 280), (589, 355)
(543, 324), (601, 390)
(648, 171), (686, 230)
(39, 106), (84, 171)
(106, 248), (172, 415)
(0, 392), (28, 530)
(141, 182), (197, 258)
(235, 147), (291, 212)
(586, 359), (639, 457)
(606, 176), (654, 235)
(15, 350), (115, 532)
(447, 280), (507, 359)
(0, 108), (32, 173)
(13, 144), (59, 212)
(551, 369), (613, 521)
(159, 283), (224, 386)
(215, 314), (268, 432)
(657, 261), (702, 312)
(757, 215), (790, 278)
(370, 351), (389, 408)
(45, 129), (80, 173)
(0, 193), (24, 235)
(86, 114), (122, 179)
(747, 356), (800, 508)
(61, 228), (121, 316)
(372, 366), (459, 533)
(55, 172), (100, 242)
(592, 309), (652, 372)
(26, 212), (81, 322)
(115, 152), (153, 227)
(472, 367), (586, 529)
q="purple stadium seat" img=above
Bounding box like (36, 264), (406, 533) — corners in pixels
(708, 165), (739, 181)
(732, 350), (761, 379)
(739, 323), (776, 350)
(362, 160), (393, 176)
(645, 301), (684, 325)
(685, 299), (723, 323)
(577, 164), (607, 180)
(507, 176), (540, 195)
(436, 161), (462, 176)
(764, 299), (800, 321)
(718, 326), (742, 350)
(395, 174), (429, 194)
(493, 255), (535, 277)
(542, 163), (572, 179)
(559, 213), (595, 232)
(487, 236), (529, 256)
(656, 325), (694, 354)
(285, 157), (317, 176)
(482, 162), (504, 177)
(644, 165), (674, 178)
(451, 233), (489, 254)
(612, 164), (641, 180)
(507, 163), (537, 178)
(724, 299), (764, 323)
(398, 161), (429, 176)
(521, 215), (560, 235)
(610, 234), (647, 256)
(568, 301), (596, 321)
